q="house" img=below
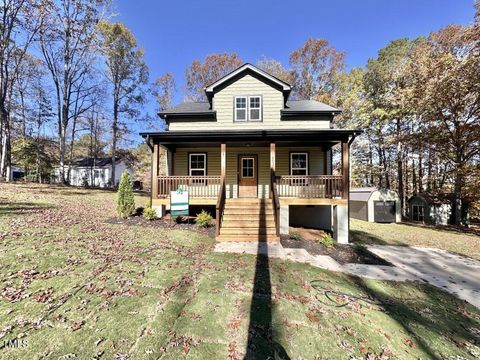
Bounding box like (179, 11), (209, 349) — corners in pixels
(407, 193), (452, 225)
(350, 188), (401, 223)
(140, 63), (361, 243)
(52, 157), (133, 188)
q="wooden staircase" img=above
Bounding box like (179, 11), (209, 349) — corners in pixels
(216, 198), (280, 242)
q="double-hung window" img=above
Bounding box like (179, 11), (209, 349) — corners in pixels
(234, 96), (262, 122)
(189, 153), (207, 185)
(290, 153), (308, 186)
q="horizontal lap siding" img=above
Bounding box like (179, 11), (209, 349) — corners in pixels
(173, 148), (221, 176)
(276, 146), (326, 175)
(168, 74), (331, 130)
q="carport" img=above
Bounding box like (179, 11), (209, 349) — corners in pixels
(350, 188), (401, 223)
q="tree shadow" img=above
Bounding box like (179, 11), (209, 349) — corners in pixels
(350, 229), (408, 246)
(0, 201), (53, 215)
(244, 201), (290, 359)
(349, 275), (479, 359)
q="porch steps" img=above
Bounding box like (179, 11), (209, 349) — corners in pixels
(216, 198), (279, 243)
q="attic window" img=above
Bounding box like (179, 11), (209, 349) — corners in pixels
(234, 96), (262, 122)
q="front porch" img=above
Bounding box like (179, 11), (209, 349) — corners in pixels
(144, 129), (358, 243)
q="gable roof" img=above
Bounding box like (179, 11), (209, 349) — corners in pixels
(204, 63), (292, 94)
(71, 157), (122, 168)
(283, 100), (340, 114)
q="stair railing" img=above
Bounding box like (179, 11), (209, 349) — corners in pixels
(270, 169), (280, 236)
(215, 176), (226, 237)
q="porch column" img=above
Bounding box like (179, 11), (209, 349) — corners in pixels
(152, 142), (159, 199)
(342, 141), (349, 199)
(270, 143), (276, 172)
(221, 143), (226, 179)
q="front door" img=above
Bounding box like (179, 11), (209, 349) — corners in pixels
(238, 155), (257, 197)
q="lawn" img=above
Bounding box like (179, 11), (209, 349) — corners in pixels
(0, 183), (479, 359)
(351, 218), (480, 261)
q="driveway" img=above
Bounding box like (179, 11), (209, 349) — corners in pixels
(367, 245), (480, 308)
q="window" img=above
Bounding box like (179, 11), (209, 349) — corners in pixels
(412, 204), (424, 222)
(234, 96), (262, 122)
(241, 157), (255, 178)
(290, 153), (308, 176)
(189, 153), (206, 177)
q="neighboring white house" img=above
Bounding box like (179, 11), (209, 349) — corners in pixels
(52, 157), (133, 188)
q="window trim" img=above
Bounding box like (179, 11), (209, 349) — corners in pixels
(188, 153), (207, 177)
(233, 95), (263, 122)
(289, 152), (309, 176)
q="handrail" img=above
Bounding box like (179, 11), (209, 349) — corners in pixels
(271, 170), (280, 236)
(157, 175), (221, 198)
(215, 176), (226, 237)
(276, 175), (343, 198)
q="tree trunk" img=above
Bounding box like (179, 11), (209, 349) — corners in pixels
(111, 100), (118, 188)
(0, 105), (11, 181)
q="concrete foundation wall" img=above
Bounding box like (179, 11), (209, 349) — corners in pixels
(333, 205), (349, 244)
(289, 205), (332, 230)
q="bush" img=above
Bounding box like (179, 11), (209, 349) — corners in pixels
(195, 210), (213, 228)
(143, 206), (157, 220)
(317, 234), (335, 247)
(289, 231), (302, 241)
(116, 171), (135, 218)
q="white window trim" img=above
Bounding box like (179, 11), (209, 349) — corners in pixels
(234, 95), (262, 122)
(189, 153), (207, 177)
(290, 152), (309, 175)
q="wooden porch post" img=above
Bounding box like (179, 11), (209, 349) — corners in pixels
(221, 143), (226, 179)
(152, 143), (159, 199)
(270, 143), (276, 172)
(342, 141), (349, 199)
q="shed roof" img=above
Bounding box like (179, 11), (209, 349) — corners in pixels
(350, 187), (378, 202)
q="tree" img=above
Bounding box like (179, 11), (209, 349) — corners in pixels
(116, 170), (135, 218)
(39, 0), (108, 184)
(152, 72), (176, 112)
(256, 56), (293, 84)
(0, 0), (43, 181)
(410, 24), (480, 225)
(97, 20), (148, 188)
(184, 52), (243, 101)
(289, 38), (345, 103)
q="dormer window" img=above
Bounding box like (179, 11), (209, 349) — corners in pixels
(234, 96), (262, 122)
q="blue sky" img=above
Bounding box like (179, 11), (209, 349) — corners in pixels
(113, 0), (475, 137)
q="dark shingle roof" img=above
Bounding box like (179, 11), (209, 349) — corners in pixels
(72, 157), (121, 167)
(160, 99), (339, 116)
(284, 100), (340, 113)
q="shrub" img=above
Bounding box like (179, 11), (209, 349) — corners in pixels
(116, 171), (135, 218)
(317, 234), (335, 247)
(143, 206), (157, 220)
(290, 231), (302, 241)
(195, 210), (213, 228)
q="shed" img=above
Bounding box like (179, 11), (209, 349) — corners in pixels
(407, 194), (451, 225)
(350, 187), (401, 223)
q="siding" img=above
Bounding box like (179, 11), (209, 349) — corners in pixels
(168, 74), (331, 131)
(172, 145), (326, 198)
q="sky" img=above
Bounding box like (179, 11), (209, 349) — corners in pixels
(112, 0), (476, 138)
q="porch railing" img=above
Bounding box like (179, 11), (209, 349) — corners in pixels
(157, 175), (221, 198)
(275, 175), (343, 198)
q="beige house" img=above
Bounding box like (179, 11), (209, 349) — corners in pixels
(141, 64), (360, 243)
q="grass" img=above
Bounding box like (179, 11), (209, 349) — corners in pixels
(351, 218), (480, 260)
(0, 183), (479, 359)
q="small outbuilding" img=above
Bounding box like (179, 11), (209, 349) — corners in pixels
(407, 194), (451, 225)
(350, 187), (401, 223)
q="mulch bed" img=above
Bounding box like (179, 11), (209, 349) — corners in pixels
(106, 214), (216, 239)
(280, 235), (391, 266)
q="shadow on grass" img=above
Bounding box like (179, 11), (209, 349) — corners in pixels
(0, 201), (53, 215)
(350, 229), (408, 247)
(349, 275), (479, 359)
(244, 202), (290, 360)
